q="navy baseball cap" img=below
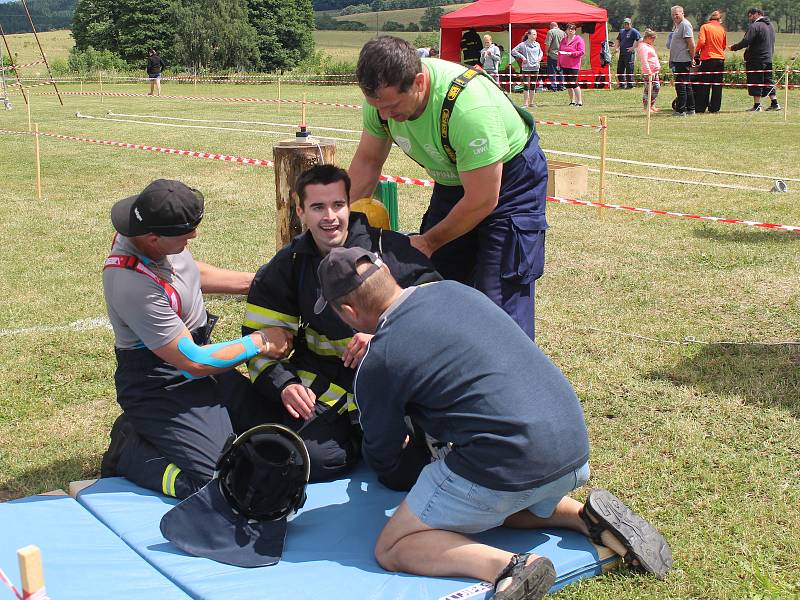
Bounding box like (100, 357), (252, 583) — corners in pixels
(313, 247), (384, 314)
(112, 179), (204, 237)
(160, 424), (311, 568)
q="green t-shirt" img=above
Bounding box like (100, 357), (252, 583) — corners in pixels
(362, 58), (531, 186)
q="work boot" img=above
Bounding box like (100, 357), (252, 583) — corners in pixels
(100, 413), (135, 477)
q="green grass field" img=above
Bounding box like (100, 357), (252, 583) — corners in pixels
(1, 29), (800, 600)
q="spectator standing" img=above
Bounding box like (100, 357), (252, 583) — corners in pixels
(694, 11), (727, 113)
(616, 18), (641, 88)
(146, 48), (163, 97)
(558, 23), (585, 106)
(637, 30), (661, 112)
(730, 7), (780, 111)
(417, 46), (439, 58)
(544, 22), (566, 91)
(480, 35), (502, 81)
(669, 6), (696, 116)
(461, 29), (482, 65)
(511, 29), (543, 108)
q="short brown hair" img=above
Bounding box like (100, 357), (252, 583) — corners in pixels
(294, 164), (351, 208)
(357, 36), (421, 98)
(333, 261), (396, 315)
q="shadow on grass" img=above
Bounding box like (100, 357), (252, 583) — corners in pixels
(693, 227), (800, 245)
(647, 344), (800, 416)
(0, 455), (100, 501)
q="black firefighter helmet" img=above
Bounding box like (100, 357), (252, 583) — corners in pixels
(160, 424), (311, 567)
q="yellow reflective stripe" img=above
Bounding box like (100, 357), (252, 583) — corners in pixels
(296, 374), (356, 414)
(162, 463), (181, 497)
(305, 327), (351, 357)
(248, 355), (278, 382)
(243, 304), (299, 333)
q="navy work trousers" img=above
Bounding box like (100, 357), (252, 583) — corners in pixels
(421, 131), (548, 341)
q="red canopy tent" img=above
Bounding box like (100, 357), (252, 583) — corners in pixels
(439, 0), (610, 88)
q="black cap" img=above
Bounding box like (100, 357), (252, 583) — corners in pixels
(111, 179), (204, 237)
(160, 424), (310, 568)
(313, 247), (384, 314)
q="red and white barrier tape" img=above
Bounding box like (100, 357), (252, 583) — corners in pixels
(0, 60), (46, 72)
(1, 127), (796, 232)
(0, 568), (50, 600)
(535, 119), (605, 129)
(40, 90), (363, 108)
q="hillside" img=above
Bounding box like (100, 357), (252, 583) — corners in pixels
(333, 2), (468, 27)
(0, 0), (74, 33)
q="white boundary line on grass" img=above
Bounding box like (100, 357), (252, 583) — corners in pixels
(75, 113), (361, 143)
(543, 149), (800, 182)
(0, 317), (111, 338)
(106, 112), (364, 134)
(586, 168), (774, 192)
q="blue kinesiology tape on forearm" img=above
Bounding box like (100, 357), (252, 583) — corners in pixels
(177, 334), (260, 370)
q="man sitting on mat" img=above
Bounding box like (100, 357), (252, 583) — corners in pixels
(314, 247), (673, 600)
(242, 164), (440, 482)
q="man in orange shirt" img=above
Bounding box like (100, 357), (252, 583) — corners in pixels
(694, 10), (727, 113)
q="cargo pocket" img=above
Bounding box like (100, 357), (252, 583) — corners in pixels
(500, 215), (546, 284)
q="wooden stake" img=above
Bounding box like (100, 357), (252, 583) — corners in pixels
(19, 0), (63, 105)
(34, 123), (42, 200)
(99, 70), (103, 104)
(784, 70), (789, 123)
(277, 75), (281, 116)
(598, 115), (608, 204)
(0, 21), (27, 106)
(17, 545), (45, 597)
(27, 90), (31, 132)
(646, 76), (653, 135)
(302, 92), (307, 127)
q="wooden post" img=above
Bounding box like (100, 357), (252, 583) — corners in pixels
(99, 70), (103, 104)
(784, 70), (789, 123)
(17, 545), (45, 598)
(34, 122), (42, 200)
(277, 75), (281, 116)
(26, 90), (31, 132)
(646, 77), (653, 135)
(19, 0), (62, 105)
(273, 139), (336, 250)
(0, 21), (27, 105)
(598, 115), (608, 204)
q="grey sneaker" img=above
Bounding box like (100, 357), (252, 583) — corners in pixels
(672, 111), (687, 117)
(765, 103), (782, 111)
(747, 104), (762, 112)
(686, 110), (696, 116)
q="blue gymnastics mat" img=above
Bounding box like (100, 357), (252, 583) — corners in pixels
(76, 464), (619, 600)
(0, 492), (189, 599)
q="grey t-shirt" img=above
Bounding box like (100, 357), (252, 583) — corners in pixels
(103, 235), (207, 350)
(545, 28), (566, 60)
(669, 18), (694, 62)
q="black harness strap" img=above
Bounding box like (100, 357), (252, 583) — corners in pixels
(380, 67), (535, 166)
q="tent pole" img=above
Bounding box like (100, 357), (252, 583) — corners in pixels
(508, 23), (512, 92)
(604, 21), (611, 89)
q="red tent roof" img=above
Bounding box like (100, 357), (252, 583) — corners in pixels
(440, 0), (607, 28)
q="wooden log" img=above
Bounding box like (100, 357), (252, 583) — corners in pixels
(273, 138), (336, 251)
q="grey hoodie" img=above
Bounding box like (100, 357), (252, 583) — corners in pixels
(511, 39), (543, 72)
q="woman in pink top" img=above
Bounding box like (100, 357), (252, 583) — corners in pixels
(636, 29), (661, 112)
(557, 23), (585, 106)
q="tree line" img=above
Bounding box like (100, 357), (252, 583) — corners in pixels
(70, 0), (314, 72)
(0, 0), (74, 32)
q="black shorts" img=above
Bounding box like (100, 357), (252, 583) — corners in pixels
(746, 63), (773, 97)
(520, 69), (539, 89)
(562, 68), (579, 89)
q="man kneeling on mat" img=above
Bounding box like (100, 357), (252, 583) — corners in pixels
(314, 247), (673, 600)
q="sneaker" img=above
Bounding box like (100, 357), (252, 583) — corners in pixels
(576, 103), (583, 107)
(569, 102), (576, 106)
(686, 110), (696, 116)
(100, 414), (135, 477)
(672, 111), (687, 117)
(765, 103), (782, 111)
(747, 105), (762, 112)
